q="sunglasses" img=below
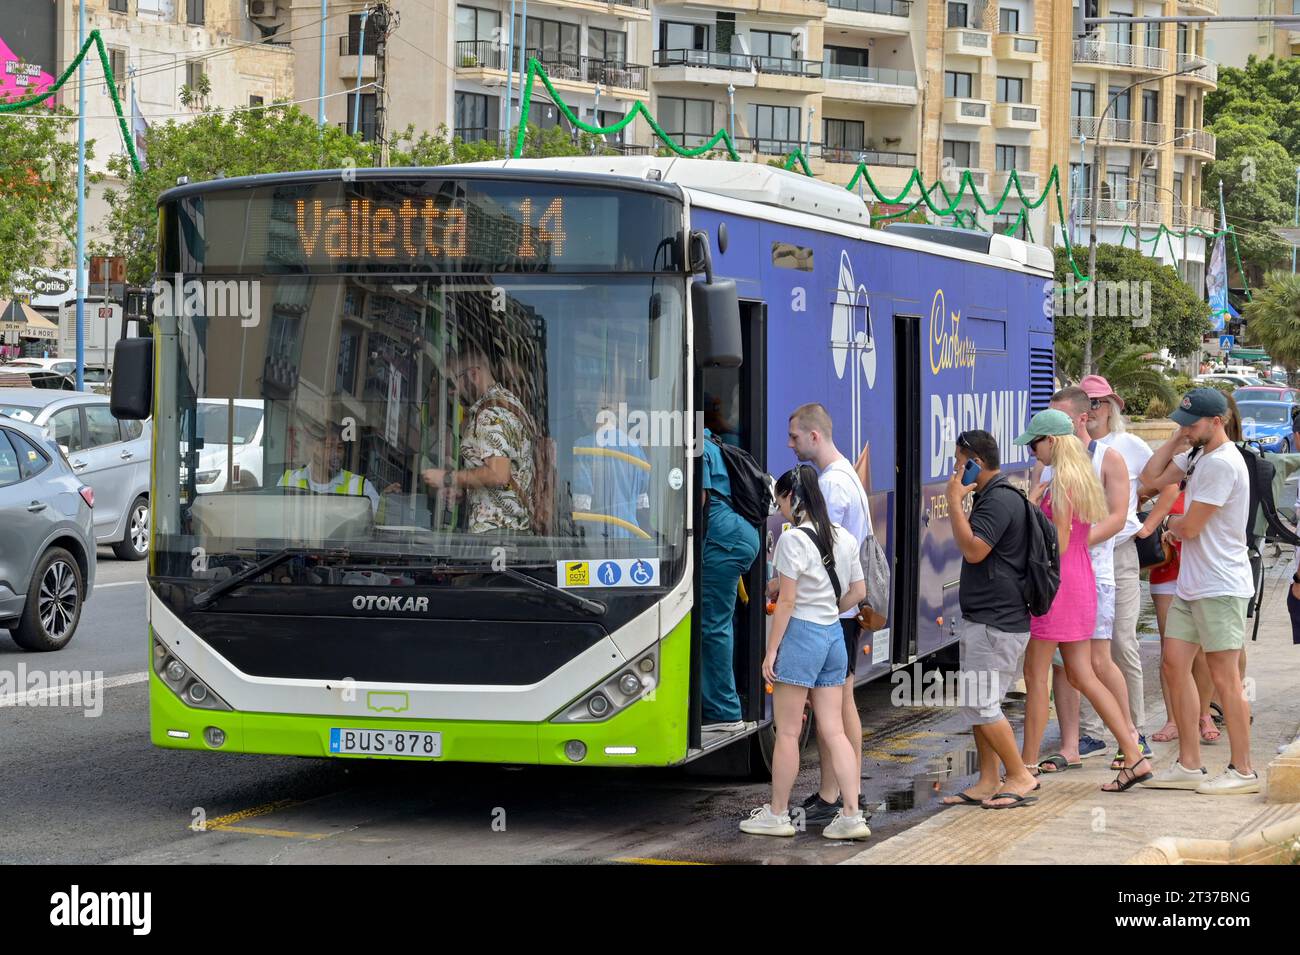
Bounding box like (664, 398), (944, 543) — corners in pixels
(955, 431), (973, 452)
(1089, 398), (1103, 409)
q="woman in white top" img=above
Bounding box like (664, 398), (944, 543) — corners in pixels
(741, 465), (869, 841)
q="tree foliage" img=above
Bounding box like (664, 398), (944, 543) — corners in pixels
(1052, 243), (1211, 375)
(1241, 270), (1300, 369)
(1205, 56), (1300, 160)
(0, 107), (99, 297)
(102, 105), (607, 284)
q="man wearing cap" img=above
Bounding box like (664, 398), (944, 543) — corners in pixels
(1081, 375), (1167, 754)
(279, 416), (381, 515)
(1140, 388), (1258, 794)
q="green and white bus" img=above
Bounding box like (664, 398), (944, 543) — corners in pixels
(112, 158), (1053, 773)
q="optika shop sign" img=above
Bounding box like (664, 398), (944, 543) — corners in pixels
(151, 274), (260, 327)
(351, 594), (430, 613)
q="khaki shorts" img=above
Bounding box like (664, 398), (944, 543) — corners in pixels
(1165, 595), (1248, 652)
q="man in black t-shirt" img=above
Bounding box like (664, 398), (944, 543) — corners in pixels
(940, 429), (1039, 810)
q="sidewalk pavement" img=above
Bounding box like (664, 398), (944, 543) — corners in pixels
(844, 570), (1300, 865)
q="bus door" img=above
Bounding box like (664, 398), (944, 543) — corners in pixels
(692, 300), (768, 744)
(892, 311), (922, 665)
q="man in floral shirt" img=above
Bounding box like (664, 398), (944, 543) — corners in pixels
(423, 345), (533, 533)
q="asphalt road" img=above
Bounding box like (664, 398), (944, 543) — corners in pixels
(0, 552), (1168, 865)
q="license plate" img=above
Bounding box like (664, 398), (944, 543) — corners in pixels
(329, 728), (441, 758)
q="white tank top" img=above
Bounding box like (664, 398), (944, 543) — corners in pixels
(1087, 442), (1115, 586)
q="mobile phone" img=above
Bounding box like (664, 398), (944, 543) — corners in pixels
(961, 459), (981, 486)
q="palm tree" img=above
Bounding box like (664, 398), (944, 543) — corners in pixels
(1054, 342), (1177, 413)
(1242, 271), (1300, 369)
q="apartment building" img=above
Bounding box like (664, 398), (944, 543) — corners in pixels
(1058, 0), (1219, 292)
(51, 0), (294, 248)
(1206, 0), (1296, 67)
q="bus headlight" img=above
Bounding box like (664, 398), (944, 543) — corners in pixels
(564, 740), (587, 762)
(551, 644), (659, 723)
(152, 633), (232, 712)
(204, 726), (226, 748)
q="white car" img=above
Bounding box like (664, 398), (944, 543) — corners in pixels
(1194, 373), (1264, 389)
(2, 357), (76, 376)
(184, 399), (265, 493)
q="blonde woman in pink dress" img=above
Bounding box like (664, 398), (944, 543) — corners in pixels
(1012, 410), (1153, 799)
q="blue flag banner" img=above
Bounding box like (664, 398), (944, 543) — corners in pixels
(1207, 233), (1227, 333)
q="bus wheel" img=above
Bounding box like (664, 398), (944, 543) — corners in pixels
(752, 701), (815, 780)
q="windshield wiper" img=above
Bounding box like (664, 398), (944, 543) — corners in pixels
(497, 567), (606, 616)
(191, 548), (321, 610)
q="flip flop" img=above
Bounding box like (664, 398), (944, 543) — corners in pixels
(1037, 754), (1082, 774)
(940, 791), (985, 806)
(982, 792), (1039, 810)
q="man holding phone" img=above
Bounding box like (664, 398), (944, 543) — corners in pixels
(940, 429), (1039, 808)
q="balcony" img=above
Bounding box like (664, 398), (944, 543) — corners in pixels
(1073, 37), (1168, 72)
(941, 166), (989, 189)
(1076, 196), (1168, 225)
(992, 169), (1038, 195)
(1174, 205), (1215, 228)
(339, 35), (377, 81)
(1139, 120), (1164, 145)
(653, 49), (822, 92)
(738, 137), (820, 160)
(946, 28), (993, 58)
(696, 0), (827, 16)
(526, 0), (650, 17)
(458, 42), (649, 93)
(943, 97), (991, 125)
(993, 102), (1040, 130)
(1179, 0), (1218, 13)
(994, 32), (1042, 61)
(825, 0), (913, 32)
(821, 145), (917, 167)
(1175, 126), (1217, 158)
(823, 62), (919, 105)
(1175, 52), (1218, 84)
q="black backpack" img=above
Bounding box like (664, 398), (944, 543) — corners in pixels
(987, 481), (1061, 617)
(1234, 443), (1300, 548)
(708, 433), (773, 528)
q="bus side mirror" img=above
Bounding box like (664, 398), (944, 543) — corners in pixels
(110, 337), (153, 420)
(692, 278), (742, 368)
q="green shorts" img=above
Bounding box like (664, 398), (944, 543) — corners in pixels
(1165, 595), (1248, 652)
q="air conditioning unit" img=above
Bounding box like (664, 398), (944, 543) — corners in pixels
(248, 0), (278, 19)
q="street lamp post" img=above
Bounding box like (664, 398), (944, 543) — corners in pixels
(1085, 61), (1204, 375)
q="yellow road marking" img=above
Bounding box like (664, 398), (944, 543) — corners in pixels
(214, 825), (330, 840)
(611, 856), (709, 866)
(203, 799), (300, 830)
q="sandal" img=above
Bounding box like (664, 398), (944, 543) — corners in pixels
(1102, 757), (1153, 793)
(1151, 723), (1179, 743)
(982, 791), (1039, 810)
(1199, 715), (1221, 743)
(940, 791), (986, 806)
(1037, 754), (1081, 774)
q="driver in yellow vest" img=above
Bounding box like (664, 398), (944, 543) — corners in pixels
(278, 416), (381, 515)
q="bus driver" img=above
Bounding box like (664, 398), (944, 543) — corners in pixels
(278, 412), (381, 515)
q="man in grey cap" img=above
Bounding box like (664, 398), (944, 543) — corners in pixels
(1140, 388), (1258, 794)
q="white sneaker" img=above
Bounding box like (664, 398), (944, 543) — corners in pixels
(703, 720), (745, 734)
(822, 809), (871, 841)
(740, 804), (796, 837)
(1140, 760), (1208, 790)
(1196, 766), (1261, 795)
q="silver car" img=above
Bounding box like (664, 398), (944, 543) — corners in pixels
(0, 389), (151, 560)
(0, 416), (96, 650)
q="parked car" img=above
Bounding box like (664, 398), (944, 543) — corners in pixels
(0, 389), (150, 559)
(2, 357), (76, 376)
(185, 398), (265, 493)
(1194, 373), (1265, 389)
(1237, 400), (1297, 453)
(1234, 386), (1298, 405)
(0, 367), (77, 391)
(0, 415), (96, 650)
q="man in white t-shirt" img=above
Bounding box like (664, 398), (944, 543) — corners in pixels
(781, 402), (874, 823)
(1140, 387), (1258, 795)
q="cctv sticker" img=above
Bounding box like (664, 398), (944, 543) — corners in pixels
(668, 467), (683, 490)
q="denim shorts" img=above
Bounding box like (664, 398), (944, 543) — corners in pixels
(774, 616), (848, 688)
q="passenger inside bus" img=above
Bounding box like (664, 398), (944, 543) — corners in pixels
(423, 342), (536, 534)
(277, 411), (381, 515)
(571, 398), (652, 540)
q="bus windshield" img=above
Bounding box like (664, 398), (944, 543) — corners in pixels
(151, 178), (688, 600)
